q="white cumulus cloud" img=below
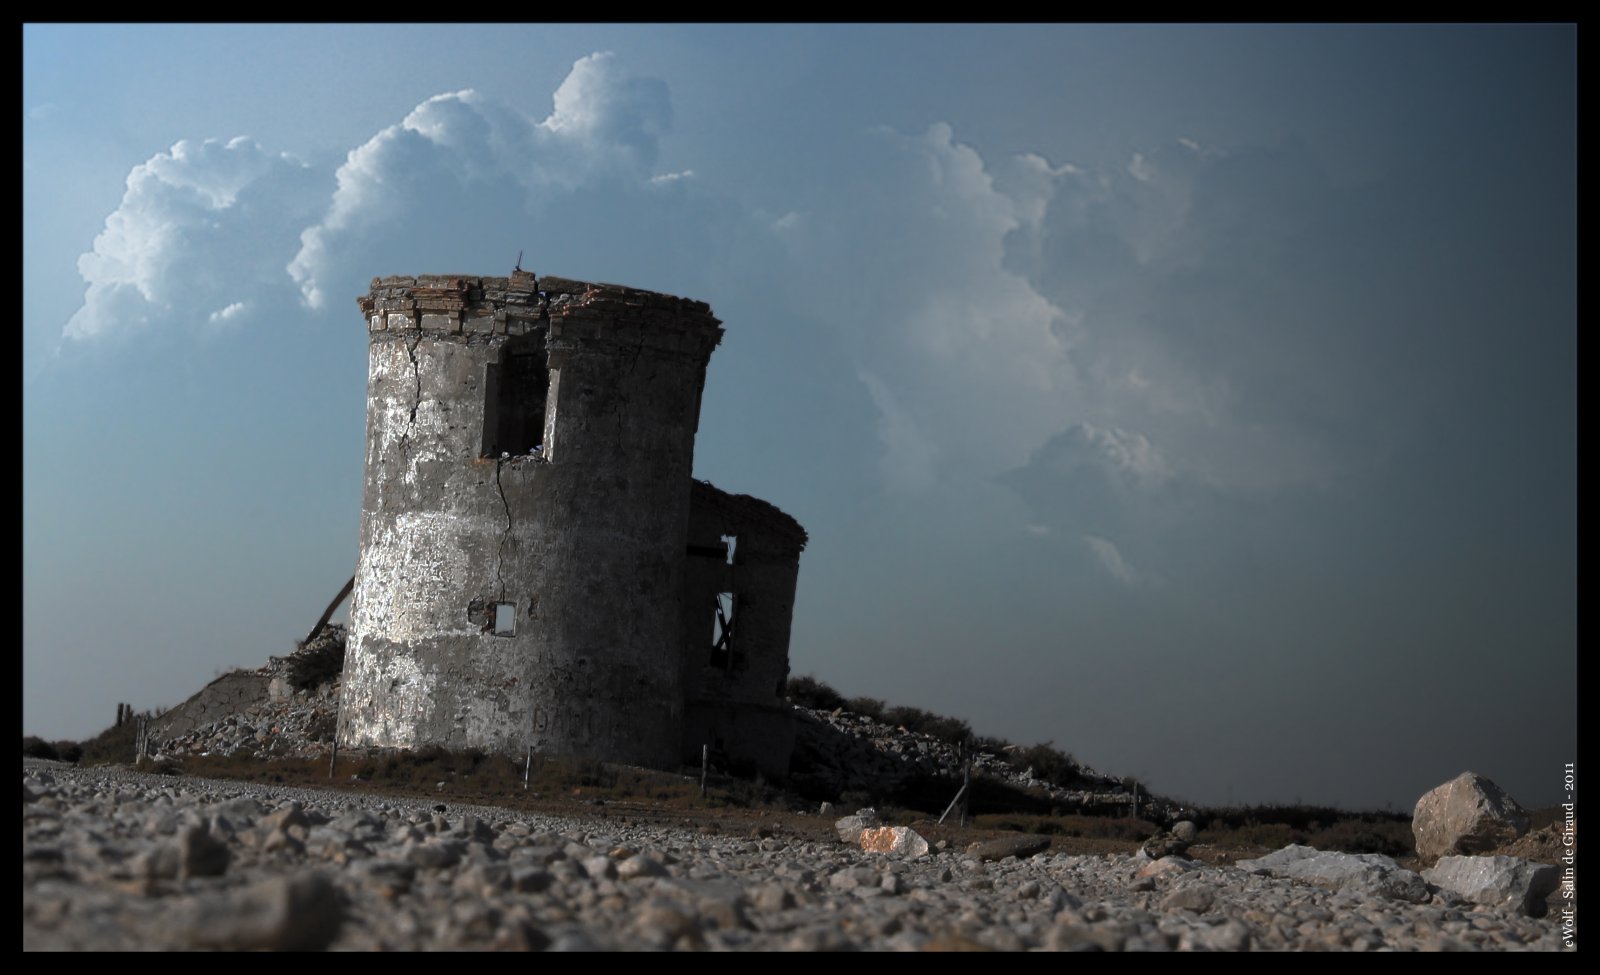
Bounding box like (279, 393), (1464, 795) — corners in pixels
(777, 122), (1084, 492)
(289, 53), (672, 309)
(541, 50), (671, 162)
(66, 53), (683, 339)
(65, 137), (321, 341)
(858, 370), (937, 494)
(207, 301), (247, 324)
(996, 134), (1367, 497)
(1084, 535), (1141, 586)
(1073, 421), (1171, 483)
(998, 421), (1176, 542)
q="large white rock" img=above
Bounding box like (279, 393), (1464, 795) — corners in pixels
(1423, 855), (1560, 916)
(859, 825), (929, 857)
(1236, 844), (1430, 903)
(1412, 772), (1529, 863)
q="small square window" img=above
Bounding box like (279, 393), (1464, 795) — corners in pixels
(492, 602), (517, 636)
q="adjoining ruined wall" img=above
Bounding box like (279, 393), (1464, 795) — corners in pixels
(681, 481), (807, 778)
(339, 273), (722, 768)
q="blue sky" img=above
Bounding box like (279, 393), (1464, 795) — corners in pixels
(23, 24), (1575, 812)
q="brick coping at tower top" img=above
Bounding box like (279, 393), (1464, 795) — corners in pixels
(357, 272), (724, 352)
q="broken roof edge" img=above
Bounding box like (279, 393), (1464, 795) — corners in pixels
(692, 479), (809, 553)
(360, 273), (716, 317)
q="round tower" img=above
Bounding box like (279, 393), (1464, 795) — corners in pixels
(338, 271), (723, 768)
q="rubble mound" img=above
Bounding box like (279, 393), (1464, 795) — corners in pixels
(1495, 824), (1565, 863)
(788, 706), (1175, 820)
(138, 635), (1176, 818)
(279, 625), (346, 691)
(148, 626), (346, 761)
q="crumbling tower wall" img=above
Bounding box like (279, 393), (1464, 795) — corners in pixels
(681, 483), (807, 778)
(338, 272), (722, 767)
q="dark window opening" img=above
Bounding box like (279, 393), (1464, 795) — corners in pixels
(481, 334), (548, 458)
(708, 591), (738, 668)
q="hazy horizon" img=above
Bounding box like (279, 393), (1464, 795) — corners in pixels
(24, 24), (1575, 812)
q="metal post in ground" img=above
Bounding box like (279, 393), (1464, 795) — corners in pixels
(959, 757), (970, 827)
(938, 782), (968, 825)
(701, 744), (709, 798)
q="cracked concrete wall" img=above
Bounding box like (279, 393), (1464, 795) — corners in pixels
(339, 273), (722, 768)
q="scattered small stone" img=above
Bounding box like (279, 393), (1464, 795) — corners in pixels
(1135, 856), (1196, 880)
(185, 873), (343, 950)
(616, 855), (668, 880)
(1141, 820), (1197, 860)
(21, 760), (1571, 952)
(834, 810), (881, 844)
(175, 825), (230, 878)
(1159, 883), (1216, 914)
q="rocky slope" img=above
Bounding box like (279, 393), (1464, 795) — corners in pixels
(139, 624), (1172, 819)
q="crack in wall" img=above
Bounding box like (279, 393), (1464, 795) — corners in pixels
(494, 457), (514, 601)
(623, 330), (646, 376)
(399, 331), (423, 452)
(612, 332), (646, 453)
(612, 395), (627, 448)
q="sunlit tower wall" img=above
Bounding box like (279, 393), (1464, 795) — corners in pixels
(337, 271), (723, 768)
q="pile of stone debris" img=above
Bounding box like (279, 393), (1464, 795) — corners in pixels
(156, 698), (339, 762)
(788, 706), (1177, 821)
(147, 627), (346, 762)
(145, 635), (1171, 816)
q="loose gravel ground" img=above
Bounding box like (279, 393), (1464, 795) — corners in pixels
(23, 760), (1574, 951)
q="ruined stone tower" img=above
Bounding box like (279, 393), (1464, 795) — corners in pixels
(338, 271), (804, 776)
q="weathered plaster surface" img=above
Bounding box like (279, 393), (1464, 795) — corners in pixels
(340, 274), (742, 769)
